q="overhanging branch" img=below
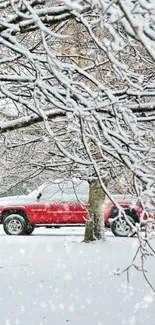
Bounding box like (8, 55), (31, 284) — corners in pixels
(0, 109), (65, 133)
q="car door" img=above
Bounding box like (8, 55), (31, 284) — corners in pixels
(60, 180), (88, 224)
(29, 183), (64, 224)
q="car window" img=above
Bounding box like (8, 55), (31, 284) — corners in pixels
(40, 183), (63, 202)
(41, 180), (89, 203)
(60, 180), (89, 203)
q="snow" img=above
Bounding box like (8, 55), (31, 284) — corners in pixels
(0, 226), (155, 325)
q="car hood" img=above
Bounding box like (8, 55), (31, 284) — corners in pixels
(0, 195), (34, 207)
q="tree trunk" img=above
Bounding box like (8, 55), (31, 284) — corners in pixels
(84, 179), (107, 242)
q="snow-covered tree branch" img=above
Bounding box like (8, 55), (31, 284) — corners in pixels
(1, 0), (155, 246)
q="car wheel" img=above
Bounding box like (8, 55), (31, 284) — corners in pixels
(3, 214), (26, 235)
(111, 214), (136, 237)
(24, 224), (35, 235)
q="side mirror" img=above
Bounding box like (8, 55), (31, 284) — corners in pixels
(37, 192), (42, 200)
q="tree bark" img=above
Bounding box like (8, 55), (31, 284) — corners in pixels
(84, 179), (107, 242)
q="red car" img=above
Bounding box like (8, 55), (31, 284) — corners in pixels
(0, 179), (153, 236)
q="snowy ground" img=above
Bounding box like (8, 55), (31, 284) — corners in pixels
(0, 226), (155, 325)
